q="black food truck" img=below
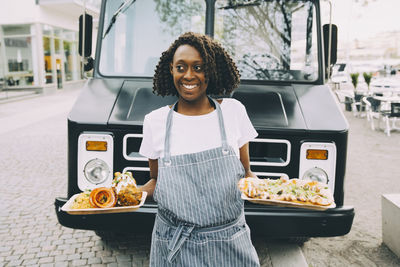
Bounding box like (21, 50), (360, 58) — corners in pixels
(55, 0), (354, 241)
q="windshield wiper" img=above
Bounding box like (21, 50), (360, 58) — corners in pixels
(219, 0), (261, 10)
(103, 0), (137, 39)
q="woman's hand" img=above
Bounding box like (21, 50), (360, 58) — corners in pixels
(239, 143), (258, 178)
(140, 159), (158, 197)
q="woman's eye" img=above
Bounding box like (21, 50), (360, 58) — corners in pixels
(194, 65), (203, 72)
(176, 65), (185, 72)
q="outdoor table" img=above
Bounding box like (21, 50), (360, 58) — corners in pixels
(372, 95), (400, 136)
(372, 96), (400, 103)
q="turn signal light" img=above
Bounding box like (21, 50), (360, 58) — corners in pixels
(86, 141), (107, 151)
(306, 149), (328, 160)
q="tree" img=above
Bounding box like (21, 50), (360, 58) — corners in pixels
(350, 73), (359, 90)
(362, 72), (372, 91)
(153, 0), (311, 79)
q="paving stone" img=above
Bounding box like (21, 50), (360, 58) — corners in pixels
(21, 253), (36, 260)
(88, 257), (102, 264)
(6, 259), (23, 266)
(49, 249), (62, 256)
(36, 251), (50, 258)
(67, 253), (81, 261)
(54, 254), (68, 262)
(37, 256), (54, 264)
(83, 241), (95, 247)
(52, 239), (64, 246)
(71, 259), (87, 266)
(0, 247), (11, 253)
(11, 248), (26, 256)
(53, 261), (69, 267)
(62, 248), (76, 255)
(26, 247), (41, 254)
(116, 254), (131, 262)
(76, 247), (91, 254)
(5, 255), (20, 261)
(81, 251), (96, 259)
(22, 258), (39, 265)
(101, 256), (117, 264)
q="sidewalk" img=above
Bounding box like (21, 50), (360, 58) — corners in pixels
(0, 89), (40, 104)
(0, 82), (84, 135)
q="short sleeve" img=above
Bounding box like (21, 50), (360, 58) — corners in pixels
(139, 115), (158, 159)
(237, 102), (258, 148)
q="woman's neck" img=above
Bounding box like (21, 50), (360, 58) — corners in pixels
(175, 96), (215, 116)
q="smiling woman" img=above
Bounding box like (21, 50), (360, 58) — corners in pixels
(139, 32), (260, 266)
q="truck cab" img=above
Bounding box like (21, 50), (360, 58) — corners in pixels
(55, 0), (354, 239)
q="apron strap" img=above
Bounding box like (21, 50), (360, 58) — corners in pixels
(210, 98), (230, 154)
(167, 223), (195, 263)
(163, 97), (229, 164)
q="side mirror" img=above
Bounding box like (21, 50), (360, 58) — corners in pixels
(79, 13), (93, 58)
(323, 24), (337, 78)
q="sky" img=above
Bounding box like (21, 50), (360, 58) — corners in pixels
(322, 0), (400, 43)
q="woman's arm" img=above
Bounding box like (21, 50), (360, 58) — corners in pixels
(140, 159), (158, 197)
(239, 143), (258, 178)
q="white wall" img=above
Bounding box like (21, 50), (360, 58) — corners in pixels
(0, 0), (39, 25)
(0, 0), (80, 31)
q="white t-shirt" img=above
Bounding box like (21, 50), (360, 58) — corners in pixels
(139, 98), (258, 159)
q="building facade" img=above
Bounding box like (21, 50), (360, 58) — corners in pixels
(0, 0), (99, 91)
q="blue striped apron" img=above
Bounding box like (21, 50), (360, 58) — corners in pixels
(150, 98), (260, 266)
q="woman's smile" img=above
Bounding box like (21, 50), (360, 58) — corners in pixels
(182, 83), (198, 90)
(170, 44), (208, 103)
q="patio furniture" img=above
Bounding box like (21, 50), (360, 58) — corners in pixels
(334, 90), (363, 116)
(362, 96), (382, 130)
(374, 95), (400, 136)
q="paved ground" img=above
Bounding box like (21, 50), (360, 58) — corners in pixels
(0, 86), (399, 266)
(301, 100), (400, 266)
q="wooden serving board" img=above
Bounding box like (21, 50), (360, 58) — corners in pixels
(241, 193), (336, 211)
(61, 191), (147, 215)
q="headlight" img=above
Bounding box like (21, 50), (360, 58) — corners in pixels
(84, 158), (110, 184)
(302, 167), (328, 184)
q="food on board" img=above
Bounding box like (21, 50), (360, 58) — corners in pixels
(70, 171), (143, 209)
(117, 184), (143, 206)
(89, 187), (118, 208)
(112, 171), (137, 194)
(238, 177), (334, 206)
(70, 190), (92, 209)
(113, 171), (142, 206)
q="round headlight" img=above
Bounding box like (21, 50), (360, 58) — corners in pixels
(84, 158), (110, 184)
(302, 167), (328, 184)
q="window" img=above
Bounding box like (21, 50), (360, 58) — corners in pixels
(2, 25), (36, 86)
(99, 0), (206, 77)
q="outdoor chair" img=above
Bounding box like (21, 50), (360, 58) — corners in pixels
(354, 93), (366, 117)
(334, 90), (363, 116)
(381, 102), (400, 137)
(362, 96), (382, 130)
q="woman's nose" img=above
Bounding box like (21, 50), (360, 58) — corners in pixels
(183, 68), (194, 80)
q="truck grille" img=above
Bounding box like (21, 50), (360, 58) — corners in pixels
(123, 134), (290, 181)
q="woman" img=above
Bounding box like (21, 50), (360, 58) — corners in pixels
(140, 32), (260, 266)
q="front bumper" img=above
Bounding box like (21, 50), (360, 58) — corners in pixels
(55, 197), (354, 237)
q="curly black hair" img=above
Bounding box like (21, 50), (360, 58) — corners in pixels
(153, 32), (240, 96)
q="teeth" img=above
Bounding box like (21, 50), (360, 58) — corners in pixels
(183, 84), (197, 89)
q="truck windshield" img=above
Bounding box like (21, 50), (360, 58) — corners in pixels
(99, 0), (319, 82)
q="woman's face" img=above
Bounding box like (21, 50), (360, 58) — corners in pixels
(170, 44), (208, 103)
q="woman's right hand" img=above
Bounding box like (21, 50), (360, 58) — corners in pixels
(140, 159), (158, 198)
